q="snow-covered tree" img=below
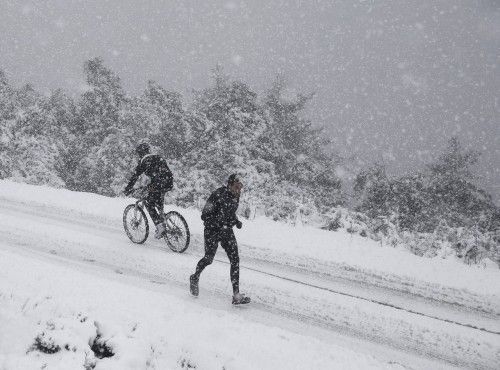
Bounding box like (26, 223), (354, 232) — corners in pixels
(354, 164), (393, 218)
(78, 57), (126, 143)
(263, 76), (343, 209)
(69, 58), (129, 192)
(0, 78), (66, 187)
(180, 68), (274, 206)
(140, 80), (191, 159)
(357, 138), (499, 233)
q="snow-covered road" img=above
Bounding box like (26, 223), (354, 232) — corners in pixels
(0, 184), (499, 369)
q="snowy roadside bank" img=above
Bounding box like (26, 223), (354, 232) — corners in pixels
(0, 247), (405, 370)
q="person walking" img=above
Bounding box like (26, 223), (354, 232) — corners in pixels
(190, 174), (250, 305)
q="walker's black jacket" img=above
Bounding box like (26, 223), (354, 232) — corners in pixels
(201, 186), (240, 230)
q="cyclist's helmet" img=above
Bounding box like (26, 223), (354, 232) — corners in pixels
(135, 142), (150, 157)
(227, 173), (241, 186)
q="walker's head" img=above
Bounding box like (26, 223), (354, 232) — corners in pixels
(227, 174), (243, 196)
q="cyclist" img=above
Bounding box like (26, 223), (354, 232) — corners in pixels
(124, 143), (173, 239)
(190, 174), (251, 305)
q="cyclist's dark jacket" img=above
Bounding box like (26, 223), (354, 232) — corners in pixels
(201, 186), (240, 230)
(125, 154), (173, 194)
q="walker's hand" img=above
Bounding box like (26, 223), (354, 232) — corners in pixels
(236, 220), (243, 229)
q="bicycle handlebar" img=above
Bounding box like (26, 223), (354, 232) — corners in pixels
(128, 186), (149, 201)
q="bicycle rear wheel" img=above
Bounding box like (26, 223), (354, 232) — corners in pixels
(163, 211), (190, 253)
(123, 204), (149, 244)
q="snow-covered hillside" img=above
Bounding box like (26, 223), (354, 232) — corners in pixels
(0, 180), (499, 369)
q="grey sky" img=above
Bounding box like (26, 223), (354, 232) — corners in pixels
(1, 0), (499, 201)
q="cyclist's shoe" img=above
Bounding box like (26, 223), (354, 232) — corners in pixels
(154, 222), (166, 239)
(189, 274), (199, 296)
(232, 293), (251, 305)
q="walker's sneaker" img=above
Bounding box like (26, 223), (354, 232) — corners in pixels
(232, 293), (251, 305)
(189, 274), (199, 297)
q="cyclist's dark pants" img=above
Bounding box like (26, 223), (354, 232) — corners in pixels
(145, 183), (167, 225)
(194, 227), (240, 294)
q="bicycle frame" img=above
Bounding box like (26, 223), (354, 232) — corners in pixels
(131, 190), (164, 224)
(135, 199), (146, 209)
(133, 199), (146, 216)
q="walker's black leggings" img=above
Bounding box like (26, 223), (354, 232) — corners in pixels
(194, 227), (240, 294)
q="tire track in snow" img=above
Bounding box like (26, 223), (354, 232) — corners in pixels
(1, 199), (499, 336)
(215, 258), (500, 336)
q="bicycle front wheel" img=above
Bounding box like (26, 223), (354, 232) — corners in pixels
(163, 211), (190, 253)
(123, 204), (149, 244)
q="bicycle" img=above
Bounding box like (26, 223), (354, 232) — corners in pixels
(122, 187), (190, 253)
